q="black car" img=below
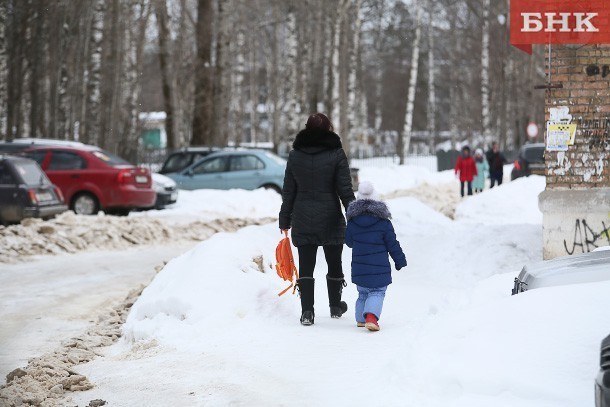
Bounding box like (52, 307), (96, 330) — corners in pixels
(159, 147), (220, 175)
(511, 143), (545, 181)
(0, 155), (68, 224)
(597, 334), (610, 407)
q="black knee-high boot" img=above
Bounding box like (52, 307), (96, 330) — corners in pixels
(297, 277), (315, 325)
(326, 276), (348, 318)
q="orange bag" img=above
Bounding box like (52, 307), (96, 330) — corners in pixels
(275, 230), (299, 296)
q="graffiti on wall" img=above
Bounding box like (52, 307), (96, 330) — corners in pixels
(563, 219), (610, 255)
(577, 118), (610, 149)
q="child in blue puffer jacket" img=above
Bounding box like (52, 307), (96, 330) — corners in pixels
(345, 181), (407, 331)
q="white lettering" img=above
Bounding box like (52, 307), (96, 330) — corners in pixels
(522, 13), (543, 32)
(544, 13), (572, 32)
(574, 13), (599, 32)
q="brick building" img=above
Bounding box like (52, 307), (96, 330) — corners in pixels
(539, 44), (610, 259)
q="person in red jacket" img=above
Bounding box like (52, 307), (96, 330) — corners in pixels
(454, 146), (478, 197)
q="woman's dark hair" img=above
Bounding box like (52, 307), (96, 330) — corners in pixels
(306, 113), (334, 132)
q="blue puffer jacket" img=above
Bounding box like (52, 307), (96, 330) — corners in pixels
(345, 199), (407, 288)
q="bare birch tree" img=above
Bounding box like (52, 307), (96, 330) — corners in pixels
(84, 0), (105, 145)
(400, 1), (422, 164)
(481, 0), (492, 143)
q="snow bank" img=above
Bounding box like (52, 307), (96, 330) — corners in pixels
(358, 165), (455, 195)
(454, 176), (546, 225)
(0, 212), (272, 263)
(133, 188), (281, 223)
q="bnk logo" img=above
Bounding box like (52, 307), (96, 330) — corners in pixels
(521, 13), (599, 33)
(510, 0), (610, 54)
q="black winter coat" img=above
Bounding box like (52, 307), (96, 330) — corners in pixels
(279, 128), (356, 247)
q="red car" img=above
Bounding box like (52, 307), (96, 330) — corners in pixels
(23, 145), (155, 215)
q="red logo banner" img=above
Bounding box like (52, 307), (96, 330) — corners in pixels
(510, 0), (610, 54)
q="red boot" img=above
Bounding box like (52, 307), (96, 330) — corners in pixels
(365, 313), (380, 331)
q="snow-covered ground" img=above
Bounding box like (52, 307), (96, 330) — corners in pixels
(132, 188), (281, 224)
(0, 243), (193, 378)
(60, 175), (609, 407)
(4, 164), (605, 407)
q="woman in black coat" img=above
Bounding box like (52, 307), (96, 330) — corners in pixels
(279, 113), (355, 325)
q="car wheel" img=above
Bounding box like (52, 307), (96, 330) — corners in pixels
(71, 193), (99, 216)
(262, 184), (282, 194)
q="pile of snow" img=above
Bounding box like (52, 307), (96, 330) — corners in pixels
(0, 212), (272, 263)
(359, 165), (455, 196)
(68, 176), (610, 407)
(454, 176), (546, 224)
(134, 188), (282, 224)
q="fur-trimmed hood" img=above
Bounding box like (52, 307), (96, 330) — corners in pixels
(346, 199), (391, 222)
(293, 128), (342, 152)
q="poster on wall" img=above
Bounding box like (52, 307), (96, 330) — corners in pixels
(546, 107), (577, 151)
(546, 127), (571, 151)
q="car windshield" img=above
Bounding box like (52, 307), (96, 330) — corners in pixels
(91, 150), (131, 166)
(264, 151), (287, 166)
(163, 154), (193, 173)
(13, 161), (50, 185)
(524, 147), (544, 163)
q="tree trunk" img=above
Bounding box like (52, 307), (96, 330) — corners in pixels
(330, 0), (348, 129)
(154, 0), (176, 149)
(84, 0), (105, 145)
(426, 0), (436, 153)
(119, 0), (150, 162)
(192, 0), (213, 146)
(400, 1), (422, 164)
(284, 9), (300, 137)
(346, 0), (363, 157)
(212, 0), (231, 147)
(481, 0), (492, 144)
(0, 0), (8, 138)
(29, 1), (45, 138)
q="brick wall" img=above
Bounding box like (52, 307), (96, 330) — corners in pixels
(545, 44), (610, 189)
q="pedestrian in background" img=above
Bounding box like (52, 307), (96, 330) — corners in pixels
(486, 142), (507, 188)
(454, 146), (477, 197)
(472, 148), (489, 194)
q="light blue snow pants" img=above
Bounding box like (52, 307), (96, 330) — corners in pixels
(355, 285), (388, 322)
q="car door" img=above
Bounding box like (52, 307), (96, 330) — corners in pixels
(0, 161), (20, 222)
(177, 156), (228, 190)
(43, 150), (88, 202)
(226, 154), (266, 190)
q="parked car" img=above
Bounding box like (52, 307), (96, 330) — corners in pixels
(150, 173), (178, 209)
(166, 149), (286, 192)
(158, 147), (220, 175)
(22, 145), (155, 216)
(511, 143), (545, 181)
(0, 155), (67, 224)
(512, 249), (610, 295)
(596, 334), (610, 407)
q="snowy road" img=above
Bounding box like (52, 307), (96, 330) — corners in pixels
(0, 242), (194, 378)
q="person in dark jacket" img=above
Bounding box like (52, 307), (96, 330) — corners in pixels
(279, 113), (355, 326)
(486, 142), (507, 188)
(454, 146), (477, 197)
(345, 181), (407, 332)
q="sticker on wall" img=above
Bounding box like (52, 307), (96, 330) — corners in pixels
(549, 107), (573, 123)
(546, 107), (575, 151)
(547, 127), (571, 151)
(547, 123), (577, 145)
